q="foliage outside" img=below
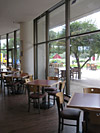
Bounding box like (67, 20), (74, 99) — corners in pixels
(49, 20), (100, 78)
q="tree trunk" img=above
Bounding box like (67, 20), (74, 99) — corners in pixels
(78, 68), (81, 79)
(75, 53), (81, 79)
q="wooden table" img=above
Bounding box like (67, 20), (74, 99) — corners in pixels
(67, 93), (100, 132)
(4, 73), (29, 94)
(4, 73), (29, 79)
(27, 79), (59, 87)
(67, 93), (100, 111)
(27, 79), (59, 108)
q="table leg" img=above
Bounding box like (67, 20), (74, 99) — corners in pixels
(83, 110), (89, 133)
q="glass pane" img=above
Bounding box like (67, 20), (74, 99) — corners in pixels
(16, 30), (20, 48)
(1, 50), (7, 69)
(49, 4), (65, 40)
(16, 30), (20, 69)
(49, 39), (65, 78)
(8, 50), (13, 67)
(70, 33), (100, 94)
(70, 0), (100, 35)
(38, 44), (46, 79)
(8, 32), (14, 49)
(37, 16), (46, 43)
(16, 48), (20, 69)
(1, 35), (6, 49)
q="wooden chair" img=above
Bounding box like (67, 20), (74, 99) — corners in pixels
(24, 77), (33, 93)
(4, 76), (19, 94)
(56, 92), (81, 133)
(47, 80), (66, 108)
(83, 87), (100, 132)
(27, 84), (47, 113)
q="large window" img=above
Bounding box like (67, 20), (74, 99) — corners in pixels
(0, 30), (20, 69)
(34, 0), (100, 95)
(1, 35), (7, 69)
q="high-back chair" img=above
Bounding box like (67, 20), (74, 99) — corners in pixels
(83, 87), (100, 130)
(27, 84), (47, 113)
(47, 80), (66, 108)
(56, 92), (81, 133)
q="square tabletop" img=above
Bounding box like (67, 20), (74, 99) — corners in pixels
(67, 93), (100, 111)
(27, 79), (59, 87)
(4, 73), (29, 78)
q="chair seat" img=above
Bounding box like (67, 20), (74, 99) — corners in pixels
(61, 108), (81, 120)
(30, 92), (47, 99)
(45, 87), (57, 91)
(47, 90), (59, 96)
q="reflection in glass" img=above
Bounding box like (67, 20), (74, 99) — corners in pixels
(8, 32), (14, 49)
(38, 44), (46, 79)
(49, 4), (65, 40)
(37, 16), (46, 43)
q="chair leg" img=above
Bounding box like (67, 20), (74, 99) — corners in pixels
(38, 99), (40, 114)
(61, 118), (64, 131)
(48, 94), (50, 109)
(76, 119), (79, 133)
(82, 121), (86, 133)
(58, 117), (61, 133)
(53, 96), (55, 105)
(28, 98), (30, 112)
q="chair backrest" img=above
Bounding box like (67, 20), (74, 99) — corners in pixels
(59, 80), (66, 92)
(56, 92), (64, 104)
(2, 73), (6, 79)
(25, 78), (30, 83)
(5, 76), (13, 83)
(28, 85), (37, 93)
(83, 88), (100, 94)
(56, 92), (64, 115)
(20, 70), (23, 74)
(47, 76), (59, 80)
(29, 75), (33, 81)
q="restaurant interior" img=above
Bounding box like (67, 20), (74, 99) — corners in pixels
(0, 0), (100, 133)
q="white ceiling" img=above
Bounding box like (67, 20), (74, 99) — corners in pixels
(0, 0), (61, 35)
(0, 0), (100, 35)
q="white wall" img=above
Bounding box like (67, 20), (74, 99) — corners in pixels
(20, 21), (34, 75)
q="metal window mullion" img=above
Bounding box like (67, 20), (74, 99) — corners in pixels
(65, 0), (70, 95)
(36, 20), (38, 79)
(14, 31), (17, 68)
(46, 11), (49, 79)
(7, 34), (9, 67)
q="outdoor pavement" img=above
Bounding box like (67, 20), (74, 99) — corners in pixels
(70, 68), (100, 95)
